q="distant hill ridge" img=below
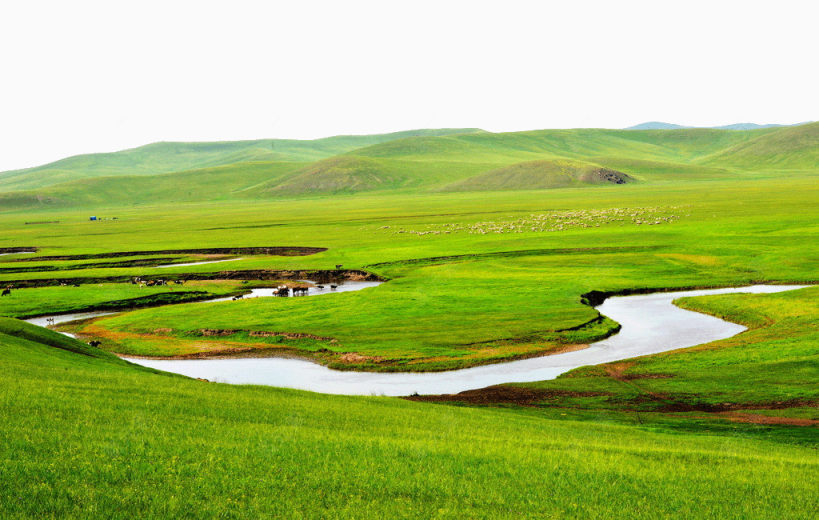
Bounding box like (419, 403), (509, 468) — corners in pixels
(626, 121), (812, 131)
(0, 122), (816, 209)
(0, 128), (484, 191)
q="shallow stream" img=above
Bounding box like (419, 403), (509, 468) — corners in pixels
(25, 283), (807, 396)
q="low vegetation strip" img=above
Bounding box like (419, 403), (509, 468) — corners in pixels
(0, 257), (182, 273)
(364, 245), (662, 268)
(16, 291), (214, 319)
(0, 269), (380, 288)
(13, 246), (327, 261)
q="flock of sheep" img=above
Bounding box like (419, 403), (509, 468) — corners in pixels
(380, 206), (685, 237)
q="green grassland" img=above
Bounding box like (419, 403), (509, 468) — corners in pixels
(1, 320), (817, 518)
(0, 173), (811, 371)
(0, 124), (817, 517)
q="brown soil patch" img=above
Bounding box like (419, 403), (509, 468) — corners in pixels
(654, 398), (819, 413)
(248, 330), (336, 342)
(717, 412), (818, 427)
(404, 385), (608, 406)
(604, 362), (634, 380)
(200, 329), (239, 337)
(338, 352), (385, 364)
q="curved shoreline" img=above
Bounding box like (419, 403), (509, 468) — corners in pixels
(120, 284), (809, 396)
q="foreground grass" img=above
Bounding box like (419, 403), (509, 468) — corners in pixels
(1, 322), (817, 518)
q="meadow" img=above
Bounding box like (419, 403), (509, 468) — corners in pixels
(1, 320), (817, 518)
(0, 124), (816, 517)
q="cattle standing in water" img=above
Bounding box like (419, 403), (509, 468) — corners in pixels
(232, 295), (243, 301)
(316, 284), (324, 290)
(330, 284), (337, 290)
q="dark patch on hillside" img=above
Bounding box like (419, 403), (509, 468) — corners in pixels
(441, 159), (634, 192)
(579, 168), (631, 184)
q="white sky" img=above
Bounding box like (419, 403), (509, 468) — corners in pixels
(0, 0), (816, 172)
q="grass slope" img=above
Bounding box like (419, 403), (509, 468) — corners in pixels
(264, 156), (407, 195)
(0, 129), (483, 191)
(1, 326), (817, 518)
(702, 121), (819, 169)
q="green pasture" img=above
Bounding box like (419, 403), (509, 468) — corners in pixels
(0, 173), (816, 370)
(0, 124), (816, 517)
(0, 321), (816, 518)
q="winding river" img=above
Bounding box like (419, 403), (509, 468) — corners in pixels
(26, 284), (807, 396)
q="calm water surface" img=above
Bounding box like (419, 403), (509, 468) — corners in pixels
(122, 284), (808, 396)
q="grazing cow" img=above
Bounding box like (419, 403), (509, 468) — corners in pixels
(335, 264), (343, 270)
(88, 340), (102, 347)
(1, 288), (10, 297)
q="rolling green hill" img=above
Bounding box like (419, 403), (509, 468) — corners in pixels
(264, 156), (407, 196)
(0, 161), (306, 209)
(702, 121), (819, 169)
(0, 128), (484, 191)
(0, 124), (816, 211)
